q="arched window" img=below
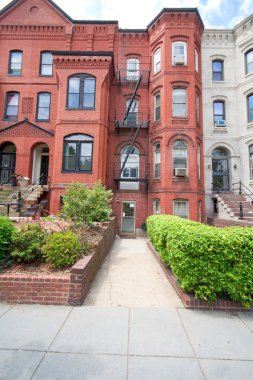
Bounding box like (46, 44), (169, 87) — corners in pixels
(173, 199), (189, 219)
(213, 100), (225, 126)
(62, 134), (93, 172)
(172, 88), (187, 117)
(36, 92), (51, 121)
(67, 74), (96, 109)
(127, 58), (139, 80)
(9, 50), (23, 76)
(40, 52), (53, 76)
(212, 148), (229, 191)
(172, 41), (187, 65)
(212, 60), (224, 81)
(153, 198), (160, 214)
(153, 142), (160, 178)
(245, 49), (253, 75)
(247, 94), (253, 123)
(249, 145), (253, 179)
(173, 140), (188, 177)
(121, 145), (139, 179)
(5, 92), (19, 121)
(154, 48), (161, 74)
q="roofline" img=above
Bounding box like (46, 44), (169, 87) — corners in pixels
(147, 8), (204, 30)
(0, 118), (54, 136)
(52, 51), (114, 57)
(119, 29), (147, 33)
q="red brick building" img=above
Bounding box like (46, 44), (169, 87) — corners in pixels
(0, 0), (204, 234)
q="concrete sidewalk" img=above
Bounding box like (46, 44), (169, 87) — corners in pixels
(1, 238), (253, 379)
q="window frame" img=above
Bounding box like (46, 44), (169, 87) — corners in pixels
(66, 74), (96, 110)
(153, 142), (161, 178)
(126, 58), (139, 81)
(195, 48), (199, 72)
(153, 198), (160, 214)
(62, 134), (94, 173)
(245, 49), (253, 75)
(154, 48), (161, 74)
(196, 93), (200, 123)
(154, 92), (161, 122)
(173, 140), (188, 176)
(172, 41), (187, 66)
(213, 100), (225, 126)
(197, 143), (201, 180)
(8, 50), (23, 76)
(4, 92), (20, 121)
(36, 92), (51, 121)
(173, 199), (189, 219)
(172, 88), (187, 117)
(212, 59), (224, 81)
(40, 51), (53, 76)
(247, 94), (253, 123)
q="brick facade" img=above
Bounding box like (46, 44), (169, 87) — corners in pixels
(0, 0), (205, 233)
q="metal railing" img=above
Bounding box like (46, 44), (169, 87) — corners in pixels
(21, 173), (50, 201)
(212, 181), (244, 219)
(0, 173), (22, 191)
(232, 180), (253, 203)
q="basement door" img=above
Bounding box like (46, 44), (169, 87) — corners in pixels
(122, 201), (135, 234)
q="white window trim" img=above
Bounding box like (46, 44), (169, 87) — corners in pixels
(195, 48), (199, 72)
(172, 41), (187, 66)
(154, 48), (161, 74)
(154, 92), (161, 122)
(173, 199), (189, 219)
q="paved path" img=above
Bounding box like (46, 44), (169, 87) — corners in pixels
(1, 237), (253, 379)
(84, 237), (182, 308)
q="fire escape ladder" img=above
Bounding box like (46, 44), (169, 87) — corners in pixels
(120, 122), (143, 176)
(122, 75), (142, 126)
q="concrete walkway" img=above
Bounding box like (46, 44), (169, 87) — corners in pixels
(1, 237), (253, 379)
(84, 237), (182, 308)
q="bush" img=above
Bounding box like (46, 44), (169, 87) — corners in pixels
(42, 231), (82, 268)
(61, 181), (112, 225)
(11, 224), (48, 263)
(0, 216), (15, 269)
(147, 215), (253, 308)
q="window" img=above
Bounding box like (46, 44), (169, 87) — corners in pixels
(5, 92), (19, 120)
(212, 60), (223, 81)
(154, 48), (161, 74)
(249, 145), (253, 179)
(120, 146), (139, 187)
(198, 201), (202, 222)
(63, 134), (93, 172)
(246, 50), (253, 75)
(213, 101), (225, 126)
(173, 199), (189, 219)
(37, 93), (51, 121)
(9, 50), (22, 75)
(195, 49), (199, 72)
(126, 99), (138, 127)
(153, 199), (160, 214)
(197, 143), (201, 180)
(196, 93), (200, 123)
(154, 143), (160, 178)
(67, 74), (95, 109)
(40, 52), (53, 76)
(154, 92), (161, 122)
(173, 140), (188, 176)
(247, 94), (253, 123)
(172, 88), (187, 117)
(172, 41), (187, 65)
(127, 58), (139, 80)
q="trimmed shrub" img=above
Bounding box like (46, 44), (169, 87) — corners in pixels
(147, 215), (253, 307)
(11, 224), (48, 263)
(42, 231), (82, 268)
(61, 181), (112, 225)
(0, 216), (15, 269)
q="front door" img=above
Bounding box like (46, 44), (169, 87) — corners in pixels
(122, 201), (135, 233)
(212, 148), (229, 191)
(0, 153), (16, 184)
(40, 155), (49, 185)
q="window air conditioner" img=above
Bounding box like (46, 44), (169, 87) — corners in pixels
(175, 168), (188, 177)
(215, 120), (226, 127)
(174, 56), (185, 65)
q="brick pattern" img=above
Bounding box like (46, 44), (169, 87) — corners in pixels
(207, 217), (253, 228)
(147, 240), (253, 311)
(22, 97), (34, 115)
(0, 218), (116, 305)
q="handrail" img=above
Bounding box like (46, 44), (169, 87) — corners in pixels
(232, 180), (253, 203)
(0, 173), (22, 191)
(21, 173), (50, 200)
(212, 182), (244, 219)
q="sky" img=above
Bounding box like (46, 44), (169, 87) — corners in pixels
(0, 0), (253, 29)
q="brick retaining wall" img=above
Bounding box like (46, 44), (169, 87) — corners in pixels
(0, 218), (116, 306)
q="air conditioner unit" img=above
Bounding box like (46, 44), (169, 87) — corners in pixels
(215, 120), (226, 127)
(175, 168), (188, 177)
(174, 56), (185, 65)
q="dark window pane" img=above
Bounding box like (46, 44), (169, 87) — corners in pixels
(79, 157), (92, 171)
(63, 156), (76, 171)
(64, 143), (76, 156)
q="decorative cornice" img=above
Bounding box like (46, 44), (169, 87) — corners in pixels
(0, 24), (66, 40)
(55, 57), (112, 69)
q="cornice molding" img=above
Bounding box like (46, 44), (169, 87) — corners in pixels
(55, 56), (112, 70)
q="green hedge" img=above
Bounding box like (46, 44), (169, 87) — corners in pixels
(0, 216), (14, 270)
(147, 215), (253, 307)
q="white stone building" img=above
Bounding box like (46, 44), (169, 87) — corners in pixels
(202, 14), (253, 217)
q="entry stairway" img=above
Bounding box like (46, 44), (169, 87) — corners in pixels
(214, 192), (253, 223)
(0, 185), (48, 217)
